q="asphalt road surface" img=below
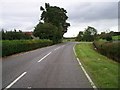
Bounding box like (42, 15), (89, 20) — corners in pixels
(2, 42), (92, 88)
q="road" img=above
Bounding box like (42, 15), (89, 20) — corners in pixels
(2, 42), (93, 88)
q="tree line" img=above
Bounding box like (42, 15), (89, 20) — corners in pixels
(1, 29), (32, 40)
(75, 26), (119, 42)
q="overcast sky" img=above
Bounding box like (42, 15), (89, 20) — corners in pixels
(0, 0), (119, 37)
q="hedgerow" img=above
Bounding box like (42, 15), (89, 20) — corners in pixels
(2, 39), (53, 57)
(93, 41), (120, 62)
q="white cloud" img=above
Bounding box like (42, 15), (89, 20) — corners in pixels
(64, 18), (118, 37)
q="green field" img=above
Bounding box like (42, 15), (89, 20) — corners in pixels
(75, 43), (119, 88)
(112, 35), (120, 40)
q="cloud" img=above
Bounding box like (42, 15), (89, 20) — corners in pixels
(63, 2), (118, 37)
(0, 1), (41, 30)
(64, 18), (118, 37)
(68, 2), (118, 23)
(0, 0), (119, 37)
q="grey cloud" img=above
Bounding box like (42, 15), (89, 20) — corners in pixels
(0, 0), (118, 36)
(68, 2), (118, 22)
(1, 2), (41, 30)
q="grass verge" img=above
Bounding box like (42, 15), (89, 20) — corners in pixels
(75, 42), (119, 88)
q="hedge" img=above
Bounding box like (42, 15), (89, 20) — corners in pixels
(93, 41), (120, 62)
(2, 39), (53, 57)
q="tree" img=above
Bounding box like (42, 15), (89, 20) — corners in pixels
(40, 3), (70, 36)
(100, 31), (112, 41)
(82, 26), (97, 41)
(75, 31), (83, 41)
(100, 32), (106, 39)
(105, 34), (112, 41)
(34, 3), (70, 43)
(34, 22), (61, 43)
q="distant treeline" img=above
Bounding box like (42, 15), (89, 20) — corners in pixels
(1, 29), (32, 40)
(111, 32), (120, 36)
(75, 26), (120, 42)
(98, 31), (120, 41)
(63, 37), (75, 39)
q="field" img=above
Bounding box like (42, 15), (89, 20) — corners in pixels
(112, 35), (120, 40)
(75, 43), (119, 88)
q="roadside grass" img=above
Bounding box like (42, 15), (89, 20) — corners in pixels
(75, 43), (119, 88)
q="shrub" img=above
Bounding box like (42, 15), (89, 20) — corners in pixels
(93, 41), (120, 62)
(105, 34), (112, 41)
(2, 39), (53, 57)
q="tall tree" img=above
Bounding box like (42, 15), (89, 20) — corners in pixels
(75, 31), (83, 41)
(34, 3), (70, 43)
(76, 26), (97, 42)
(83, 26), (97, 41)
(40, 3), (70, 35)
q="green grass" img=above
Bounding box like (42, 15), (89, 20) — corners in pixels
(75, 43), (119, 88)
(112, 35), (120, 40)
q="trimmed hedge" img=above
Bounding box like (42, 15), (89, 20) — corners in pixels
(93, 41), (120, 62)
(2, 39), (53, 57)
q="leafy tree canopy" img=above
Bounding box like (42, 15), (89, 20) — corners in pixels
(34, 22), (62, 43)
(34, 3), (70, 43)
(76, 26), (97, 42)
(40, 3), (70, 34)
(84, 26), (97, 36)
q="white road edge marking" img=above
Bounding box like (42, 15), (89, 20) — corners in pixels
(5, 72), (27, 89)
(38, 52), (51, 62)
(73, 44), (97, 89)
(73, 45), (77, 56)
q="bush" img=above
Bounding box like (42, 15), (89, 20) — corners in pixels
(2, 39), (53, 57)
(93, 41), (120, 62)
(105, 34), (112, 41)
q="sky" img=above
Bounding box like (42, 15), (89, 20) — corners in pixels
(0, 0), (119, 37)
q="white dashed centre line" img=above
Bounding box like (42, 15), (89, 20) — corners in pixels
(54, 47), (61, 51)
(5, 72), (27, 89)
(38, 52), (52, 62)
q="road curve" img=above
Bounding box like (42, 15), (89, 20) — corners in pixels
(2, 42), (92, 88)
